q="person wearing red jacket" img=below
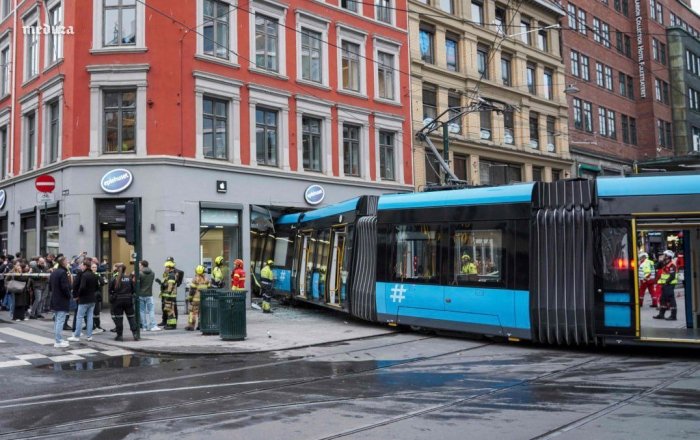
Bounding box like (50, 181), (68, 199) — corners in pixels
(231, 259), (246, 290)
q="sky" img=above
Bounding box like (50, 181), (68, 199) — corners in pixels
(694, 0), (700, 15)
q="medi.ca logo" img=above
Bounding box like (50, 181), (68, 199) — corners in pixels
(22, 23), (75, 35)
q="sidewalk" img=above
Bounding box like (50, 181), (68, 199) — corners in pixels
(9, 303), (396, 355)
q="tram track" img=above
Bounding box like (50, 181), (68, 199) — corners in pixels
(0, 336), (496, 439)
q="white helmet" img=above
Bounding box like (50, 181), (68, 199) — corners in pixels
(663, 250), (675, 259)
(639, 252), (648, 259)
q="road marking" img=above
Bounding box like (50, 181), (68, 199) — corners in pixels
(69, 349), (99, 355)
(102, 349), (133, 357)
(0, 359), (31, 368)
(49, 354), (85, 363)
(16, 354), (48, 361)
(0, 328), (55, 345)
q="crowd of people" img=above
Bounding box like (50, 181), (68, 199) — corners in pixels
(638, 249), (681, 321)
(1, 251), (254, 348)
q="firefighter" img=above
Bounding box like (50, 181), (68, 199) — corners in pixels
(653, 250), (678, 321)
(232, 259), (246, 291)
(211, 256), (225, 288)
(460, 254), (477, 275)
(638, 252), (657, 307)
(185, 265), (210, 331)
(259, 259), (273, 313)
(160, 261), (178, 329)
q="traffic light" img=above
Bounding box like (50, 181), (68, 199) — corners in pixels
(115, 200), (137, 245)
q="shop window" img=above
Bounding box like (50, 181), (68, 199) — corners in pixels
(40, 208), (60, 256)
(390, 224), (441, 283)
(200, 208), (241, 276)
(20, 213), (36, 258)
(451, 226), (502, 284)
(0, 216), (7, 254)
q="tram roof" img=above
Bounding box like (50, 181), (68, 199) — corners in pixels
(597, 174), (700, 197)
(276, 213), (302, 225)
(299, 197), (361, 223)
(378, 183), (535, 210)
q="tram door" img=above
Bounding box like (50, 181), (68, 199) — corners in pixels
(295, 231), (312, 298)
(327, 227), (347, 307)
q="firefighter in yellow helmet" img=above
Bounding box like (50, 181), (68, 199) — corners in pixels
(211, 256), (225, 288)
(185, 265), (210, 331)
(260, 259), (274, 313)
(460, 254), (477, 275)
(160, 261), (178, 329)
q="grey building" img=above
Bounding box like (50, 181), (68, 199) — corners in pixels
(668, 26), (700, 155)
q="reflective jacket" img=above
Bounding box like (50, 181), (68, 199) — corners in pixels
(658, 261), (678, 285)
(638, 259), (655, 280)
(211, 266), (224, 287)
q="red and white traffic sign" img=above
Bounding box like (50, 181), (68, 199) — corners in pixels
(35, 175), (55, 193)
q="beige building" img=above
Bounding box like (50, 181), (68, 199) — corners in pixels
(409, 0), (573, 189)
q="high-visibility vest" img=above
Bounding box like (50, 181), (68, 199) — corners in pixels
(658, 262), (678, 285)
(638, 259), (655, 280)
(212, 266), (224, 283)
(461, 263), (477, 275)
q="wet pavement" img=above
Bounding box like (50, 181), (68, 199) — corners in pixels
(0, 331), (699, 440)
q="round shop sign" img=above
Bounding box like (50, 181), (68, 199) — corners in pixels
(0, 189), (5, 210)
(100, 168), (133, 194)
(304, 184), (325, 206)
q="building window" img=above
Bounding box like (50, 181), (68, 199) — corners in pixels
(567, 4), (576, 29)
(448, 92), (461, 134)
(520, 18), (531, 44)
(532, 166), (542, 181)
(1, 0), (9, 18)
(598, 107), (607, 137)
(577, 9), (587, 35)
(476, 45), (488, 79)
(471, 1), (483, 25)
(480, 110), (491, 140)
(503, 110), (514, 144)
(607, 109), (616, 139)
(255, 107), (278, 166)
(546, 116), (555, 152)
(581, 54), (590, 81)
(202, 96), (228, 160)
(630, 117), (637, 145)
(0, 217), (6, 255)
(376, 0), (391, 24)
(652, 38), (666, 65)
(301, 28), (322, 83)
(341, 40), (360, 91)
(543, 68), (553, 100)
(501, 54), (511, 85)
(604, 66), (613, 90)
(601, 22), (610, 48)
(341, 0), (358, 12)
(622, 115), (630, 144)
(255, 14), (279, 72)
(0, 126), (6, 179)
(379, 130), (395, 181)
(571, 51), (579, 77)
(302, 116), (322, 172)
(439, 0), (453, 14)
(377, 51), (394, 100)
(527, 63), (536, 94)
(537, 30), (548, 52)
(620, 73), (634, 98)
(203, 0), (230, 59)
(20, 213), (36, 259)
(103, 90), (136, 154)
(624, 35), (632, 58)
(445, 35), (458, 72)
(419, 26), (434, 64)
(103, 0), (137, 46)
(529, 112), (539, 148)
(25, 21), (39, 79)
(593, 18), (601, 43)
(657, 119), (672, 148)
(48, 100), (60, 163)
(615, 0), (630, 16)
(0, 44), (9, 96)
(343, 124), (360, 177)
(495, 6), (506, 34)
(480, 160), (521, 186)
(454, 154), (468, 181)
(40, 208), (59, 256)
(573, 98), (583, 130)
(655, 78), (669, 104)
(422, 84), (437, 121)
(692, 126), (700, 152)
(47, 1), (63, 64)
(596, 63), (604, 87)
(25, 112), (36, 170)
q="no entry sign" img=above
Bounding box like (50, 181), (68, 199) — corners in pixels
(35, 175), (55, 193)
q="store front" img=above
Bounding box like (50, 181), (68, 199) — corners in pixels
(199, 205), (241, 278)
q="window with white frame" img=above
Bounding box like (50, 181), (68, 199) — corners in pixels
(203, 0), (230, 59)
(103, 0), (136, 46)
(103, 90), (136, 154)
(1, 0), (10, 19)
(0, 40), (9, 96)
(376, 0), (391, 24)
(255, 14), (278, 72)
(203, 96), (228, 160)
(302, 116), (322, 172)
(343, 124), (361, 176)
(376, 44), (397, 101)
(46, 0), (63, 65)
(342, 40), (360, 92)
(256, 106), (278, 166)
(379, 130), (395, 181)
(25, 111), (36, 171)
(341, 0), (358, 13)
(301, 28), (322, 83)
(24, 14), (39, 80)
(48, 100), (60, 163)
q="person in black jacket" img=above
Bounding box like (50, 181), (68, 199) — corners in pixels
(49, 257), (72, 348)
(109, 264), (139, 342)
(68, 261), (98, 342)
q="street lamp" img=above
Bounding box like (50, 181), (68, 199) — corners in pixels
(564, 84), (580, 95)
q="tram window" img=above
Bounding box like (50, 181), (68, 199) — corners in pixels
(273, 234), (295, 267)
(452, 227), (502, 284)
(599, 227), (631, 291)
(391, 224), (441, 283)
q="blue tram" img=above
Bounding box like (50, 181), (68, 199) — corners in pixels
(272, 174), (700, 347)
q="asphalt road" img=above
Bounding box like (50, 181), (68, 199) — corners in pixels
(0, 329), (699, 440)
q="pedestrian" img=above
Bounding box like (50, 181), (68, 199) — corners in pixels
(29, 258), (49, 319)
(69, 258), (85, 332)
(185, 265), (209, 331)
(7, 264), (30, 321)
(238, 259), (251, 291)
(653, 250), (678, 321)
(137, 260), (161, 332)
(637, 252), (656, 307)
(91, 262), (106, 333)
(210, 256), (225, 288)
(159, 261), (178, 330)
(49, 257), (72, 348)
(108, 264), (139, 341)
(68, 261), (98, 342)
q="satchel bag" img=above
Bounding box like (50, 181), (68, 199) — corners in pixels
(6, 279), (26, 295)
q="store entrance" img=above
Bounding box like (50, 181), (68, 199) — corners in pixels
(96, 199), (136, 273)
(636, 220), (700, 343)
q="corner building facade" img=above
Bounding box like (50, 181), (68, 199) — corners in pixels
(561, 0), (700, 176)
(0, 0), (412, 296)
(410, 0), (573, 189)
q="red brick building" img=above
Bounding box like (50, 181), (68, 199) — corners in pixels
(561, 0), (700, 176)
(0, 0), (412, 290)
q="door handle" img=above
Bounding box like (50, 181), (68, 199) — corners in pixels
(445, 298), (451, 303)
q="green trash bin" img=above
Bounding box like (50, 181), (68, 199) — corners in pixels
(199, 289), (225, 335)
(219, 291), (247, 341)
